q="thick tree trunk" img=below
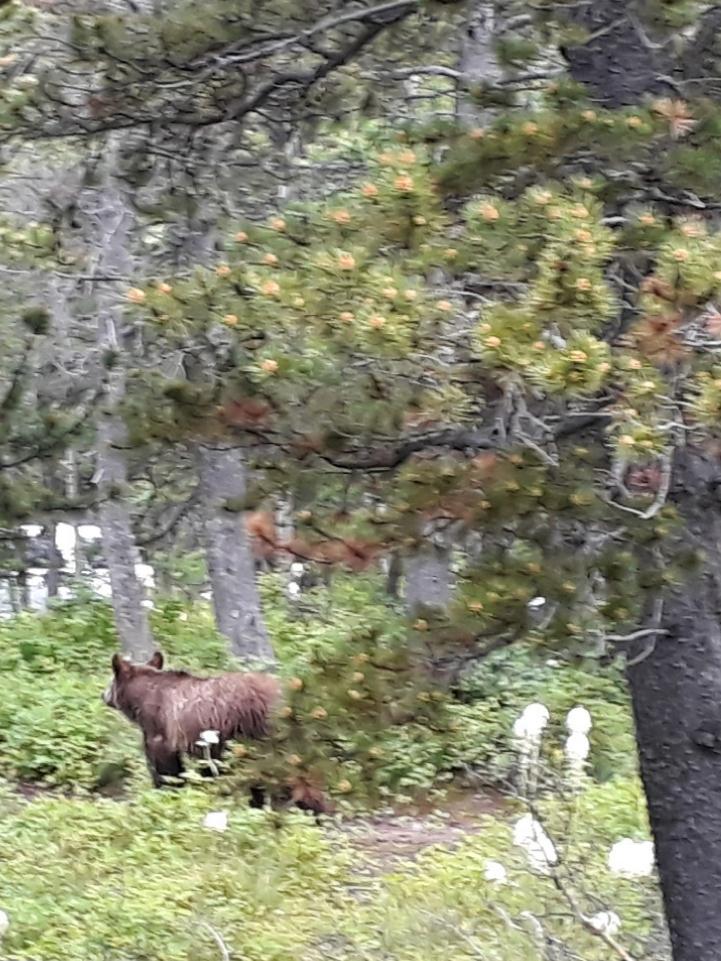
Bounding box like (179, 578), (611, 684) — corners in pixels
(197, 443), (274, 666)
(627, 448), (721, 961)
(561, 0), (671, 108)
(549, 5), (721, 954)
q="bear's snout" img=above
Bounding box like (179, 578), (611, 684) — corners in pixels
(101, 685), (113, 707)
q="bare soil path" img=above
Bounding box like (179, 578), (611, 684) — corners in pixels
(337, 788), (509, 874)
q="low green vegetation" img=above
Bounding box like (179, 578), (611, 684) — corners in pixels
(0, 576), (634, 797)
(0, 577), (663, 960)
(0, 775), (664, 960)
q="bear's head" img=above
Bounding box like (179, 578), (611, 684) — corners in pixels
(102, 650), (165, 709)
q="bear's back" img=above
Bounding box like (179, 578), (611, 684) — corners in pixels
(160, 671), (281, 751)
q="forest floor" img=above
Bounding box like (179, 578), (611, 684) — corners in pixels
(13, 778), (511, 877)
(338, 788), (509, 876)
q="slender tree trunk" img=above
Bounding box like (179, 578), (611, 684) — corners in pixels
(385, 551), (402, 599)
(81, 160), (154, 660)
(197, 442), (274, 666)
(627, 447), (721, 961)
(404, 542), (453, 617)
(456, 1), (505, 125)
(164, 187), (273, 660)
(41, 523), (62, 597)
(403, 4), (504, 616)
(96, 384), (154, 660)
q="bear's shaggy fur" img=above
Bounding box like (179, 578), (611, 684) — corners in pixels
(103, 651), (330, 815)
(103, 651), (280, 788)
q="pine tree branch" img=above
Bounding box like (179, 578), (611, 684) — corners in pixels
(6, 1), (420, 141)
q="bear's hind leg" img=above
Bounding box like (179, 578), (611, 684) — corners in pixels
(249, 785), (266, 809)
(144, 734), (185, 788)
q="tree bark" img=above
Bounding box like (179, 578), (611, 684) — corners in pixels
(561, 0), (671, 108)
(550, 6), (721, 954)
(197, 442), (274, 666)
(404, 542), (453, 617)
(627, 448), (721, 961)
(96, 388), (154, 660)
(163, 183), (273, 660)
(456, 1), (505, 125)
(385, 551), (402, 599)
(82, 161), (154, 661)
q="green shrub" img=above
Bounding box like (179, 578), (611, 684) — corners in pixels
(0, 789), (351, 961)
(0, 579), (637, 798)
(454, 645), (636, 783)
(0, 596), (231, 676)
(339, 777), (665, 961)
(0, 670), (143, 790)
(0, 776), (666, 961)
(0, 599), (118, 674)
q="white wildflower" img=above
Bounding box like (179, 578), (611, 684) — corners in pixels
(513, 814), (557, 873)
(484, 860), (507, 883)
(202, 810), (229, 833)
(589, 911), (621, 936)
(566, 705), (592, 734)
(608, 838), (654, 877)
(565, 731), (590, 762)
(521, 703), (550, 736)
(198, 729), (220, 746)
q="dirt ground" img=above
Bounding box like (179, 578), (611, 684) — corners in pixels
(338, 788), (509, 874)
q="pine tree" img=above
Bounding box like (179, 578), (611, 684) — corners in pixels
(120, 7), (721, 956)
(9, 1), (721, 955)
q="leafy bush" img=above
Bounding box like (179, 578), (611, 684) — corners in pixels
(0, 776), (667, 961)
(0, 596), (231, 676)
(0, 789), (351, 961)
(0, 670), (143, 790)
(453, 645), (636, 783)
(0, 579), (636, 797)
(0, 599), (118, 674)
(339, 777), (665, 961)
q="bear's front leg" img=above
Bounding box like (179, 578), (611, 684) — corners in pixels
(144, 733), (185, 788)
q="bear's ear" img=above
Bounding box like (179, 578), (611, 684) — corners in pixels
(111, 653), (131, 676)
(147, 651), (164, 670)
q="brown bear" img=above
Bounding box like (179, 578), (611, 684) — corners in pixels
(102, 651), (329, 815)
(103, 651), (279, 789)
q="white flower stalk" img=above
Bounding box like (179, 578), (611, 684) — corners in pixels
(589, 911), (621, 936)
(196, 729), (220, 776)
(513, 813), (557, 874)
(198, 730), (220, 745)
(565, 731), (590, 791)
(566, 705), (592, 735)
(513, 703), (549, 797)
